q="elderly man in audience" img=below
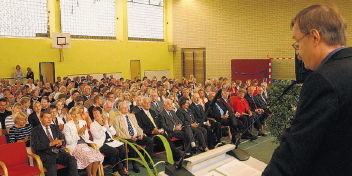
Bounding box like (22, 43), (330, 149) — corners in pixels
(130, 95), (143, 114)
(254, 86), (270, 135)
(150, 90), (163, 116)
(190, 93), (221, 149)
(245, 86), (265, 136)
(113, 101), (153, 173)
(160, 99), (195, 157)
(90, 107), (128, 176)
(102, 101), (115, 121)
(31, 110), (79, 176)
(176, 97), (209, 152)
(135, 97), (182, 161)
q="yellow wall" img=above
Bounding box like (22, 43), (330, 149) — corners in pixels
(0, 0), (174, 80)
(171, 0), (352, 80)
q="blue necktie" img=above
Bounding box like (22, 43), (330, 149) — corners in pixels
(125, 115), (135, 136)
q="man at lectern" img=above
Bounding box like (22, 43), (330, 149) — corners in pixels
(263, 4), (352, 176)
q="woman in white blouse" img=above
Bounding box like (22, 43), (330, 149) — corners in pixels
(90, 107), (128, 176)
(63, 107), (104, 176)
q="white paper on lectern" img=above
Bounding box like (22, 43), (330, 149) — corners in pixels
(204, 171), (224, 176)
(216, 159), (261, 176)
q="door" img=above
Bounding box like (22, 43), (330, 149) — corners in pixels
(182, 48), (206, 84)
(130, 60), (141, 81)
(39, 62), (55, 83)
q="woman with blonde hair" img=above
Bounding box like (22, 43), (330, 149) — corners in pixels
(63, 107), (103, 176)
(8, 112), (32, 146)
(5, 103), (23, 132)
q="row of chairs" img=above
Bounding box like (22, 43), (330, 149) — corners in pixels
(0, 137), (105, 176)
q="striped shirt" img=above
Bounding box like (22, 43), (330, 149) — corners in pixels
(8, 124), (32, 145)
(5, 116), (15, 129)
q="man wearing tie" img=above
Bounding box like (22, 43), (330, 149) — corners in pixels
(150, 90), (163, 116)
(31, 111), (78, 176)
(135, 97), (182, 161)
(245, 86), (265, 136)
(113, 101), (153, 173)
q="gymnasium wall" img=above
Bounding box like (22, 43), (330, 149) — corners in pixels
(0, 0), (174, 80)
(171, 0), (352, 80)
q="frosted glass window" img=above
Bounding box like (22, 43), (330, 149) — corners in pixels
(0, 0), (48, 37)
(128, 0), (164, 40)
(60, 0), (116, 37)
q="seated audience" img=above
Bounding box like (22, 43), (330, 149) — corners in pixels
(176, 97), (209, 152)
(63, 107), (104, 176)
(90, 107), (128, 176)
(31, 110), (79, 176)
(190, 93), (221, 149)
(113, 101), (153, 173)
(135, 97), (182, 161)
(160, 99), (195, 157)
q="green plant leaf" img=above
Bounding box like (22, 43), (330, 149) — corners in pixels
(114, 137), (156, 175)
(153, 134), (174, 165)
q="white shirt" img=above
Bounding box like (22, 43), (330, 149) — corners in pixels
(41, 124), (54, 140)
(123, 114), (137, 137)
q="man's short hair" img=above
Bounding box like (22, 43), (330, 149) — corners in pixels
(291, 4), (346, 46)
(0, 98), (8, 103)
(40, 110), (51, 118)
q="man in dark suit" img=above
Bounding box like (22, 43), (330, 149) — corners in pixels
(245, 86), (265, 136)
(135, 97), (182, 161)
(210, 91), (246, 142)
(254, 86), (270, 135)
(31, 111), (78, 176)
(160, 99), (195, 157)
(28, 101), (42, 128)
(190, 93), (221, 149)
(150, 90), (163, 116)
(263, 5), (352, 176)
(130, 95), (143, 114)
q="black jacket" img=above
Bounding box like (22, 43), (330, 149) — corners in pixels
(135, 109), (161, 136)
(28, 112), (41, 128)
(176, 108), (197, 126)
(189, 102), (207, 124)
(31, 125), (64, 164)
(263, 48), (352, 176)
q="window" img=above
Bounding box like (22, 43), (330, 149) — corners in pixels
(128, 0), (164, 41)
(0, 0), (48, 37)
(60, 0), (116, 38)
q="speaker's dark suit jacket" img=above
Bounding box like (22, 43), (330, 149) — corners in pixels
(263, 48), (352, 176)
